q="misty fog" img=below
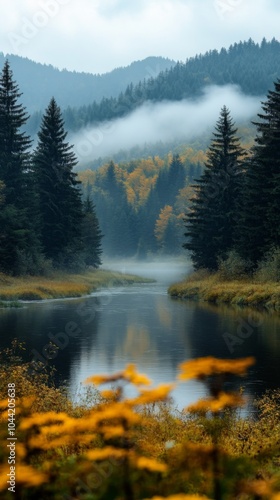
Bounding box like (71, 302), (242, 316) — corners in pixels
(73, 84), (263, 163)
(102, 259), (192, 286)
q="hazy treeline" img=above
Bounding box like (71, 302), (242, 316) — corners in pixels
(55, 38), (280, 133)
(80, 150), (205, 257)
(0, 53), (174, 114)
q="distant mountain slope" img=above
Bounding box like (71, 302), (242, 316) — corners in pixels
(60, 38), (280, 131)
(0, 53), (175, 112)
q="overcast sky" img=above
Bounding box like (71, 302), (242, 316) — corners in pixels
(0, 0), (279, 74)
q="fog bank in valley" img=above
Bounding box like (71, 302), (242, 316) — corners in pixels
(102, 259), (192, 286)
(73, 85), (263, 162)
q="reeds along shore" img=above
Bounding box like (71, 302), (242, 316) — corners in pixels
(0, 269), (152, 302)
(168, 271), (280, 310)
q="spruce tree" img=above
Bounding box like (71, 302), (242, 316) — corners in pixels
(82, 196), (103, 268)
(167, 154), (186, 206)
(0, 60), (31, 205)
(33, 98), (83, 267)
(0, 61), (41, 274)
(236, 79), (280, 265)
(184, 106), (246, 270)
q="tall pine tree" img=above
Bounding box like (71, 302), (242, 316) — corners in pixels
(236, 79), (280, 265)
(0, 61), (41, 274)
(33, 98), (83, 268)
(82, 196), (103, 267)
(184, 106), (246, 270)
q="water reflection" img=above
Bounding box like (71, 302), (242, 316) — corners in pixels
(1, 262), (280, 408)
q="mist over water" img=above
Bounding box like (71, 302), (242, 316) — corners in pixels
(73, 85), (263, 162)
(102, 258), (191, 285)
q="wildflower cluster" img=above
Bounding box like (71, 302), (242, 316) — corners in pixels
(0, 346), (279, 500)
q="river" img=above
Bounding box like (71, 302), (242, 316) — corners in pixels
(1, 260), (280, 409)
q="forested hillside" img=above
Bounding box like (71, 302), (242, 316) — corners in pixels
(79, 149), (206, 257)
(77, 123), (254, 257)
(60, 38), (280, 132)
(0, 53), (174, 113)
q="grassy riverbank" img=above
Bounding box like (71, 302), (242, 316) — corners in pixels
(168, 270), (280, 309)
(0, 268), (152, 302)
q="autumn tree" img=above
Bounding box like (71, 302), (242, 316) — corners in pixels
(155, 205), (180, 253)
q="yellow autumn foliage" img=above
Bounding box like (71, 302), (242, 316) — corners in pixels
(178, 356), (255, 381)
(86, 363), (151, 387)
(146, 495), (211, 500)
(187, 392), (245, 414)
(134, 384), (174, 405)
(2, 353), (280, 500)
(136, 456), (167, 473)
(0, 465), (47, 489)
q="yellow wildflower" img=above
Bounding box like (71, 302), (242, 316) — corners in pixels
(123, 364), (151, 386)
(146, 495), (211, 500)
(94, 403), (141, 425)
(0, 399), (7, 410)
(86, 446), (127, 461)
(134, 384), (174, 405)
(28, 433), (94, 450)
(178, 356), (255, 381)
(101, 389), (118, 400)
(242, 479), (273, 496)
(0, 464), (48, 491)
(15, 465), (47, 487)
(85, 363), (151, 387)
(20, 411), (69, 430)
(101, 425), (125, 440)
(85, 372), (123, 385)
(187, 392), (245, 413)
(0, 467), (10, 491)
(136, 456), (167, 473)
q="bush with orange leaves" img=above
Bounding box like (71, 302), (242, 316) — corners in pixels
(0, 343), (280, 500)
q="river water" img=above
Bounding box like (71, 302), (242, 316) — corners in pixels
(1, 260), (280, 409)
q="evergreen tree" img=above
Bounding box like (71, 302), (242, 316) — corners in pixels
(167, 154), (186, 206)
(0, 61), (41, 274)
(33, 97), (83, 267)
(0, 60), (31, 205)
(184, 106), (246, 270)
(236, 79), (280, 265)
(82, 196), (103, 267)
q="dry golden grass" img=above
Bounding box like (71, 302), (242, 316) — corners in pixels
(0, 269), (151, 301)
(168, 271), (280, 310)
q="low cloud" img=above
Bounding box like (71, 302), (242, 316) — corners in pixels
(73, 85), (263, 163)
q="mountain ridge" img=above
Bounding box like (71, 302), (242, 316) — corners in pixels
(0, 52), (175, 112)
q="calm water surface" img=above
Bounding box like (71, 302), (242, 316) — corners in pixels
(1, 260), (280, 408)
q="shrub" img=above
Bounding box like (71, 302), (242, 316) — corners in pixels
(254, 246), (280, 282)
(217, 250), (251, 281)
